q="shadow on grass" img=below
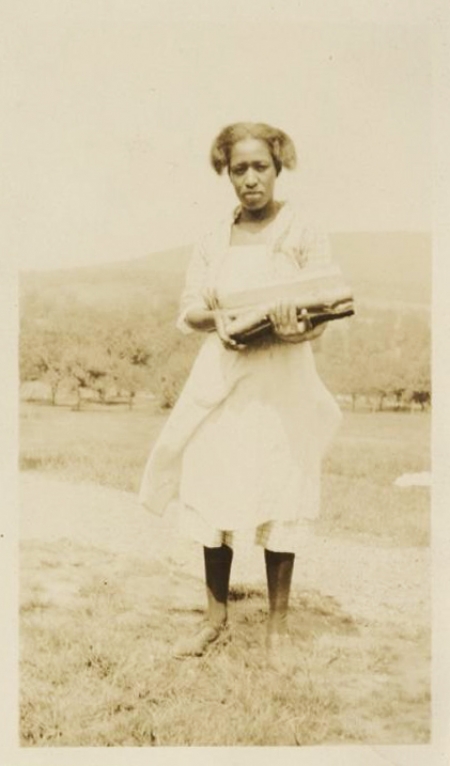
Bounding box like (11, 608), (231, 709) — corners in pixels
(166, 581), (358, 658)
(229, 585), (266, 601)
(20, 538), (429, 747)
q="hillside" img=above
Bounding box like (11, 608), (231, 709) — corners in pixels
(20, 232), (431, 311)
(331, 232), (431, 307)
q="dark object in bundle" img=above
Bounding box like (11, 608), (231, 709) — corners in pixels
(220, 265), (355, 345)
(230, 301), (354, 344)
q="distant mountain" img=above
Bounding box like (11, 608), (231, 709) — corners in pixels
(21, 231), (431, 311)
(132, 245), (192, 275)
(134, 231), (431, 307)
(331, 232), (431, 307)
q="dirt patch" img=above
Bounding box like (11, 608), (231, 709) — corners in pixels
(20, 471), (430, 626)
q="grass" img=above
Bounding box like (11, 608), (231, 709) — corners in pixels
(20, 401), (431, 546)
(20, 539), (430, 746)
(19, 401), (431, 745)
(20, 400), (164, 494)
(320, 410), (430, 546)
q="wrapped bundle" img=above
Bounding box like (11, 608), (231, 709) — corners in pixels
(220, 263), (354, 344)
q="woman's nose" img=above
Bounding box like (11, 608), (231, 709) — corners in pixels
(244, 169), (257, 187)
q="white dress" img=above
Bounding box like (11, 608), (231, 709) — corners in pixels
(139, 203), (342, 552)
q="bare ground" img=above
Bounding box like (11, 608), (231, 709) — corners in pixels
(20, 471), (430, 628)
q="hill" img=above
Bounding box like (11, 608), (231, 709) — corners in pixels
(20, 231), (431, 311)
(331, 232), (431, 308)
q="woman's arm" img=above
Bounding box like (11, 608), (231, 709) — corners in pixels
(183, 306), (216, 333)
(176, 238), (212, 335)
(177, 236), (249, 349)
(185, 298), (247, 351)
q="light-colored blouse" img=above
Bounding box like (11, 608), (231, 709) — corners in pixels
(177, 201), (332, 334)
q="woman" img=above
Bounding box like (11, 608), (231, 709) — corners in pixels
(139, 122), (342, 672)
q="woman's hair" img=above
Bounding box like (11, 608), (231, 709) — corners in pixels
(210, 122), (297, 176)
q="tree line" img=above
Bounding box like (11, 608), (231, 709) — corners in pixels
(20, 288), (430, 412)
(316, 305), (431, 411)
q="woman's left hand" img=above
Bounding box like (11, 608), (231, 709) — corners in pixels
(269, 301), (313, 342)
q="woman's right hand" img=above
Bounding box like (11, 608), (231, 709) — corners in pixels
(203, 289), (246, 351)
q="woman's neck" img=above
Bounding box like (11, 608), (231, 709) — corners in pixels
(237, 199), (280, 225)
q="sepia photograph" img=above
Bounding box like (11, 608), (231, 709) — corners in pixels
(3, 0), (449, 762)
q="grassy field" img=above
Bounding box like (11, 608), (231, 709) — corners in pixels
(20, 539), (430, 747)
(20, 401), (430, 546)
(19, 402), (431, 746)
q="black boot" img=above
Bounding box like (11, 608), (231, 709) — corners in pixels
(264, 549), (296, 672)
(173, 544), (233, 658)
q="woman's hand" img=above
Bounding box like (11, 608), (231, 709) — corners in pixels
(269, 301), (320, 343)
(203, 289), (246, 350)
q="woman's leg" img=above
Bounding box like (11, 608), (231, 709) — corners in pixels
(173, 544), (233, 658)
(264, 549), (295, 634)
(264, 549), (296, 671)
(204, 543), (233, 628)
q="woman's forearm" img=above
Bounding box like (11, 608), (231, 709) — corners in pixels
(184, 307), (216, 333)
(304, 322), (327, 341)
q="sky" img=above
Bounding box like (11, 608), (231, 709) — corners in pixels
(5, 2), (432, 271)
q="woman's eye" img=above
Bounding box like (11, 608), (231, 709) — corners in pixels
(231, 163), (269, 176)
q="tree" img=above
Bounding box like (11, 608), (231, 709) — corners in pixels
(20, 326), (66, 404)
(109, 357), (147, 409)
(62, 344), (114, 409)
(316, 305), (431, 411)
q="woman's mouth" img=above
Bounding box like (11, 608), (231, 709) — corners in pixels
(243, 191), (263, 199)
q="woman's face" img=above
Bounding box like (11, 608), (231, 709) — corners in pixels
(228, 138), (277, 213)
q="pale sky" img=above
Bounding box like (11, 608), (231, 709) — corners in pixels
(5, 2), (431, 270)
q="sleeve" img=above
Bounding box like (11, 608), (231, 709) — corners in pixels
(176, 237), (210, 334)
(275, 209), (332, 270)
